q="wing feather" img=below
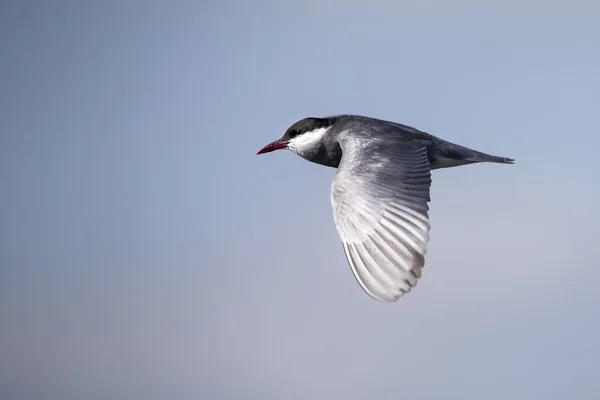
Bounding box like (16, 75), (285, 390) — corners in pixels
(331, 135), (432, 302)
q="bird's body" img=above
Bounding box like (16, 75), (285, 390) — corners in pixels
(257, 114), (513, 302)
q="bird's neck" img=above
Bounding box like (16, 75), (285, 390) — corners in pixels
(289, 128), (342, 168)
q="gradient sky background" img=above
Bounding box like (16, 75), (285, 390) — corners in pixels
(2, 1), (600, 399)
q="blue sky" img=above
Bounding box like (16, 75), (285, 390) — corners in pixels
(1, 1), (599, 399)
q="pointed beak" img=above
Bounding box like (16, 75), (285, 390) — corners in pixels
(257, 139), (289, 155)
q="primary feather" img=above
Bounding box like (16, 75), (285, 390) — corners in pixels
(331, 132), (432, 301)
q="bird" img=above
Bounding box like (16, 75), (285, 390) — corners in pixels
(257, 114), (514, 302)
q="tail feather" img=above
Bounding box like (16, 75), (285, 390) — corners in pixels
(428, 140), (515, 169)
(468, 150), (515, 164)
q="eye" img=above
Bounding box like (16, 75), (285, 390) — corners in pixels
(289, 129), (301, 138)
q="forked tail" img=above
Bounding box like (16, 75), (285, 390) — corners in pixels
(428, 139), (515, 169)
(469, 150), (515, 164)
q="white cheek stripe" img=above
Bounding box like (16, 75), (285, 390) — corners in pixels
(288, 127), (329, 155)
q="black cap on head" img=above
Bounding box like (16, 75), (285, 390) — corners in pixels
(281, 117), (337, 141)
(257, 116), (338, 156)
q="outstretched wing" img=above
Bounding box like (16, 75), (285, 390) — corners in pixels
(331, 135), (432, 302)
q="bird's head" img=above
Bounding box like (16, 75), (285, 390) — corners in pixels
(257, 117), (337, 160)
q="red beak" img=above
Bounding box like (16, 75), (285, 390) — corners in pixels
(257, 139), (289, 155)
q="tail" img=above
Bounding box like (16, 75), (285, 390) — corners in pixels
(428, 140), (515, 169)
(468, 150), (515, 164)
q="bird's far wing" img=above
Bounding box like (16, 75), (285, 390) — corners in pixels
(331, 135), (432, 302)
